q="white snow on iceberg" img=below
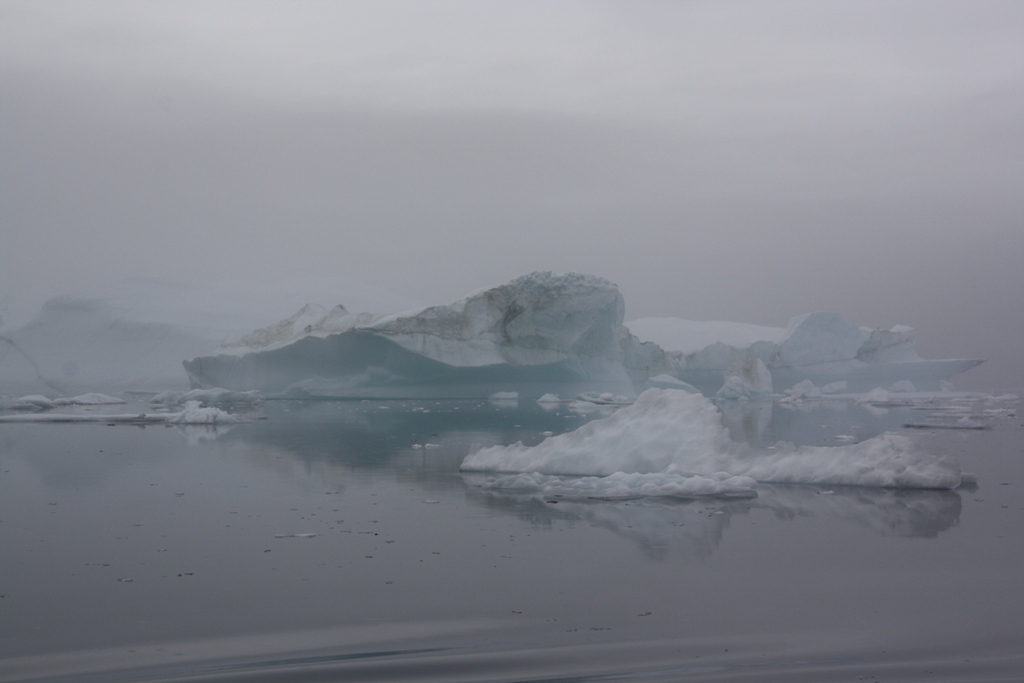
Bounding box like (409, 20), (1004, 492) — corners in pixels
(461, 389), (963, 490)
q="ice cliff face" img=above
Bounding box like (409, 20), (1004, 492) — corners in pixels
(184, 272), (675, 399)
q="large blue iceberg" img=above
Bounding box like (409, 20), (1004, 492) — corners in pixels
(183, 272), (982, 398)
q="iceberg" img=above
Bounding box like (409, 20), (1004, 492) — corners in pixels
(461, 388), (963, 490)
(628, 311), (983, 394)
(715, 358), (772, 399)
(0, 297), (220, 394)
(182, 272), (981, 399)
(184, 272), (676, 399)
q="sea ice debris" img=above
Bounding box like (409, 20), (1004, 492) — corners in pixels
(462, 388), (961, 489)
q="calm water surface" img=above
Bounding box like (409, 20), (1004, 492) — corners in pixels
(1, 396), (1021, 682)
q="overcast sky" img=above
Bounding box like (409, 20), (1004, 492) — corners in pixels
(2, 1), (1022, 389)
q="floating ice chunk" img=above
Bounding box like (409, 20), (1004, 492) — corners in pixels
(489, 391), (519, 400)
(888, 380), (917, 393)
(577, 392), (632, 405)
(716, 358), (772, 399)
(782, 379), (822, 401)
(478, 471), (758, 499)
(821, 381), (848, 395)
(5, 395), (56, 411)
(182, 388), (262, 405)
(168, 401), (238, 425)
(274, 533), (318, 539)
(857, 387), (891, 404)
(462, 389), (961, 489)
(52, 393), (126, 406)
(536, 393), (562, 404)
(567, 400), (606, 414)
(151, 388), (262, 406)
(0, 412), (168, 423)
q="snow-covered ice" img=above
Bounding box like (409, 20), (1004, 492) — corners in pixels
(462, 388), (963, 490)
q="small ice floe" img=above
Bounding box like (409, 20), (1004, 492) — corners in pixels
(4, 395), (56, 411)
(274, 533), (318, 538)
(536, 393), (563, 404)
(489, 391), (519, 401)
(576, 392), (633, 405)
(150, 388), (262, 406)
(423, 443), (441, 449)
(903, 420), (990, 430)
(542, 431), (554, 437)
(168, 401), (239, 425)
(0, 400), (239, 425)
(0, 412), (169, 424)
(820, 381), (848, 395)
(835, 434), (857, 441)
(888, 380), (917, 393)
(53, 393), (126, 406)
(463, 388), (964, 490)
(411, 444), (424, 449)
(780, 380), (822, 402)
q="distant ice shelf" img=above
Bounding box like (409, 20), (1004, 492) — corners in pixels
(182, 272), (983, 399)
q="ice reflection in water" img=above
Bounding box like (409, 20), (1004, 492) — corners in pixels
(3, 393), (1016, 683)
(221, 397), (964, 561)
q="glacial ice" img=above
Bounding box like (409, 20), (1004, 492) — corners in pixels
(185, 272), (675, 399)
(180, 272), (981, 399)
(461, 389), (963, 490)
(715, 358), (772, 399)
(628, 311), (982, 394)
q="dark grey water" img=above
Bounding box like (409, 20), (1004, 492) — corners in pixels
(1, 397), (1022, 682)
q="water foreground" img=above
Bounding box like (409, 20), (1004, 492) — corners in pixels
(1, 396), (1021, 682)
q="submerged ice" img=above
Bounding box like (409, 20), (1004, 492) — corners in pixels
(183, 272), (980, 400)
(461, 389), (964, 492)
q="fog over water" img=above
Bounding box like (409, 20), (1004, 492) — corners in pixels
(2, 1), (1022, 391)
